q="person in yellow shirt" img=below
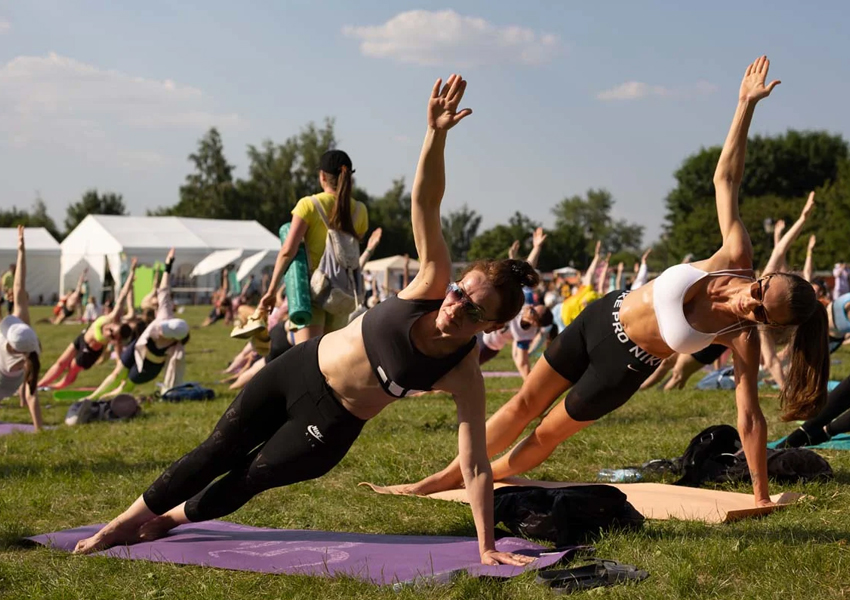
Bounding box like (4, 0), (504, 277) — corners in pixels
(260, 150), (369, 343)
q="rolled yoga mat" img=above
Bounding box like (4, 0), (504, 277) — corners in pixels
(52, 389), (95, 401)
(29, 521), (576, 585)
(279, 222), (312, 327)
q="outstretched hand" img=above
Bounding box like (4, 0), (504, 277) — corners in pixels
(428, 74), (472, 131)
(532, 227), (547, 248)
(17, 224), (24, 250)
(481, 549), (536, 567)
(808, 234), (817, 251)
(367, 227), (383, 252)
(166, 247), (175, 263)
(739, 55), (780, 103)
(641, 247), (652, 263)
(593, 240), (602, 257)
(508, 240), (520, 260)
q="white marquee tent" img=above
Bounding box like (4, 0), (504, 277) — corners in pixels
(61, 216), (280, 298)
(362, 255), (420, 293)
(0, 227), (61, 302)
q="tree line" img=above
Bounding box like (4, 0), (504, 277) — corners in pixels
(2, 122), (847, 273)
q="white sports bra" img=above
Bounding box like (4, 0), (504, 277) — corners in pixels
(652, 264), (753, 354)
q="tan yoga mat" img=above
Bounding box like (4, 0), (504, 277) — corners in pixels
(360, 477), (805, 524)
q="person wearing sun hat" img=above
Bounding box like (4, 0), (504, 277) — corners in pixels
(0, 225), (43, 431)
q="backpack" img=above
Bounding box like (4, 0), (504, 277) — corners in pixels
(160, 382), (215, 402)
(308, 196), (364, 316)
(65, 394), (140, 426)
(695, 367), (736, 390)
(671, 424), (833, 486)
(493, 485), (645, 546)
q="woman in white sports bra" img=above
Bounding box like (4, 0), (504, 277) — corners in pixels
(390, 56), (828, 508)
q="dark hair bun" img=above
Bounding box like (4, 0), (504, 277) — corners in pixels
(508, 260), (540, 288)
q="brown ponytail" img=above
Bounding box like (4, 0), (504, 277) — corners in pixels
(326, 165), (356, 236)
(777, 273), (829, 421)
(24, 351), (40, 397)
(461, 259), (540, 323)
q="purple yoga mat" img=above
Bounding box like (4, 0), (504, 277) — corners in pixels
(0, 422), (36, 435)
(29, 521), (576, 585)
(482, 371), (521, 378)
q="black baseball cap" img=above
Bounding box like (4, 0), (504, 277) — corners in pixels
(319, 150), (354, 175)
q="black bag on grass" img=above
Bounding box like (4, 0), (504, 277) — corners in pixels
(64, 394), (141, 426)
(493, 485), (644, 546)
(672, 424), (832, 486)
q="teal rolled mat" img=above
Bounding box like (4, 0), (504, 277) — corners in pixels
(279, 222), (312, 327)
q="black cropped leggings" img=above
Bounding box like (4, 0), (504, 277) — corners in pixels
(142, 336), (366, 522)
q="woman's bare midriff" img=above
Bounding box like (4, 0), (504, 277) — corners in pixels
(317, 319), (398, 421)
(619, 281), (675, 358)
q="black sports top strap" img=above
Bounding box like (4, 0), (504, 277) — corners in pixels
(362, 295), (476, 398)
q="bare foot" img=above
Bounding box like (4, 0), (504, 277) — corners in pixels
(137, 515), (179, 542)
(73, 520), (142, 554)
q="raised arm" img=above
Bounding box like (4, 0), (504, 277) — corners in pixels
(631, 248), (651, 290)
(803, 234), (816, 283)
(711, 56), (779, 267)
(764, 192), (815, 275)
(156, 248), (176, 320)
(581, 241), (602, 288)
(359, 227), (382, 270)
(525, 228), (546, 270)
(596, 254), (611, 295)
(615, 262), (625, 290)
(404, 75), (472, 299)
(12, 225), (30, 325)
(107, 258), (138, 321)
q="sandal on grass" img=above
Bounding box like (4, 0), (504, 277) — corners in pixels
(536, 558), (648, 593)
(230, 308), (268, 339)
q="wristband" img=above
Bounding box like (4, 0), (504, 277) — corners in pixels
(164, 260), (174, 274)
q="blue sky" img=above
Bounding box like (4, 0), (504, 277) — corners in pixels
(1, 1), (848, 244)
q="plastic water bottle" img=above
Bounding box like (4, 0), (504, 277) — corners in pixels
(597, 468), (642, 483)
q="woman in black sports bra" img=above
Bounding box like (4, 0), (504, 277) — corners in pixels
(74, 75), (537, 568)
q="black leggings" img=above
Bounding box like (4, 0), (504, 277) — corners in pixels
(73, 333), (104, 369)
(800, 376), (850, 437)
(544, 291), (662, 422)
(691, 343), (726, 365)
(142, 336), (366, 522)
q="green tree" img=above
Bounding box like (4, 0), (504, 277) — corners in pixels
(551, 188), (643, 258)
(151, 128), (240, 220)
(237, 119), (338, 231)
(0, 197), (61, 239)
(441, 204), (481, 261)
(65, 189), (127, 233)
(365, 179), (415, 258)
(664, 130), (848, 267)
(467, 212), (540, 261)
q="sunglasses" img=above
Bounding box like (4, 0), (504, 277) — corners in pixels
(446, 282), (492, 323)
(751, 276), (775, 326)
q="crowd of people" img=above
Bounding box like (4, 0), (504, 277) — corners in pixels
(2, 57), (848, 566)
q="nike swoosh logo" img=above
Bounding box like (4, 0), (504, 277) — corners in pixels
(627, 364), (640, 372)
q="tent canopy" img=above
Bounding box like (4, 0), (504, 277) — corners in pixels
(61, 215), (280, 298)
(0, 227), (61, 301)
(363, 255), (421, 273)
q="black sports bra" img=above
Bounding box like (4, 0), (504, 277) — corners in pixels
(361, 295), (476, 398)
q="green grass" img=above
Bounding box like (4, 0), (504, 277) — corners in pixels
(2, 306), (850, 599)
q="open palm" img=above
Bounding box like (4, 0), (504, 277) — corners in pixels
(428, 74), (472, 131)
(739, 56), (780, 102)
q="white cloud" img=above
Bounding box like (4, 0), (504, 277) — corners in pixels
(597, 80), (717, 101)
(0, 52), (244, 166)
(342, 10), (560, 67)
(0, 18), (10, 33)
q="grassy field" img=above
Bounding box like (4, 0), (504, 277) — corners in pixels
(2, 306), (850, 599)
